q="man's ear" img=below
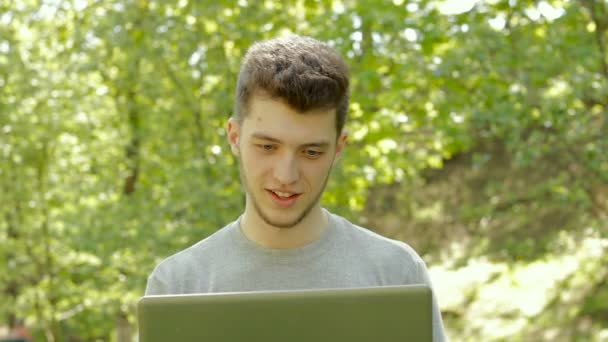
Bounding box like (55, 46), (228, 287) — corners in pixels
(227, 117), (241, 156)
(333, 131), (348, 165)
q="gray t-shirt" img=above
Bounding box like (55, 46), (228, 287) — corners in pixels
(146, 210), (447, 341)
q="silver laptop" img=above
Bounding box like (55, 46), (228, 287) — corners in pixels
(138, 285), (432, 341)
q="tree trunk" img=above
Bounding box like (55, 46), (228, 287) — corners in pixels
(116, 313), (133, 342)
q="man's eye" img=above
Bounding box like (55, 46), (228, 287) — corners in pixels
(304, 150), (323, 157)
(258, 144), (275, 151)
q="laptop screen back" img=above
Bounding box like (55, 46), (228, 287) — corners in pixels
(138, 285), (432, 342)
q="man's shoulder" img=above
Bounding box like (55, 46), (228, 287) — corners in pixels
(145, 220), (238, 295)
(331, 213), (424, 262)
(152, 220), (236, 273)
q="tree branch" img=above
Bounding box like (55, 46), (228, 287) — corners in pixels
(581, 0), (608, 79)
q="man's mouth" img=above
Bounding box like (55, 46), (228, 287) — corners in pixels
(267, 190), (301, 207)
(272, 190), (298, 198)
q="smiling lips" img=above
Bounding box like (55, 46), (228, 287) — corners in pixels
(267, 189), (302, 208)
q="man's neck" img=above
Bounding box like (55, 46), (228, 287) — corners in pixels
(240, 206), (328, 250)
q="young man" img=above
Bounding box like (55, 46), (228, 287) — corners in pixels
(145, 35), (447, 341)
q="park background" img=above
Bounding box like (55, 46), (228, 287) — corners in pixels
(1, 0), (607, 341)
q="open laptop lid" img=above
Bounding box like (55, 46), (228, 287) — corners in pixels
(138, 285), (432, 342)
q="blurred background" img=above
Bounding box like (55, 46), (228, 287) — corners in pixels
(1, 0), (607, 341)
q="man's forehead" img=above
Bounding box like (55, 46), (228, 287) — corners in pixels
(239, 94), (339, 141)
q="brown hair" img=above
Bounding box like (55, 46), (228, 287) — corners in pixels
(234, 35), (350, 135)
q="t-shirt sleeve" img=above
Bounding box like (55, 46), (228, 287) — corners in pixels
(413, 255), (449, 342)
(144, 265), (170, 296)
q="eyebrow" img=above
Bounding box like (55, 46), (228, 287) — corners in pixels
(251, 133), (330, 148)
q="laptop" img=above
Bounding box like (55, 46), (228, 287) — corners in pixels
(138, 285), (432, 342)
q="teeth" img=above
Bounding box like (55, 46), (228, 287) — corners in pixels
(274, 191), (292, 198)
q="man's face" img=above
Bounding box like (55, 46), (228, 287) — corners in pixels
(227, 95), (347, 229)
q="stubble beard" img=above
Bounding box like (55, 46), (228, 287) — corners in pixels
(238, 159), (332, 229)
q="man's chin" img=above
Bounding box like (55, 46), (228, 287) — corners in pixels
(258, 209), (310, 229)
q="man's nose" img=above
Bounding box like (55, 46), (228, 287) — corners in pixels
(274, 154), (299, 185)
